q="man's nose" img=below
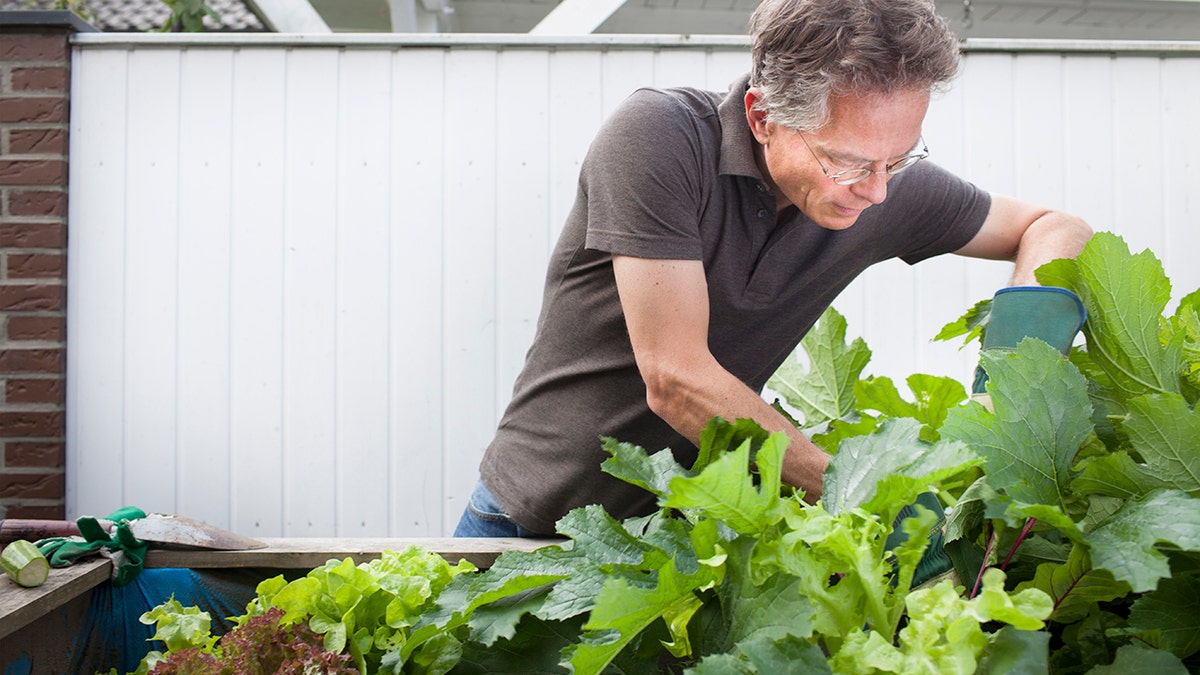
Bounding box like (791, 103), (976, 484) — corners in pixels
(850, 171), (889, 205)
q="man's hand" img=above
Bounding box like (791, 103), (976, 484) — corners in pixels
(612, 255), (830, 501)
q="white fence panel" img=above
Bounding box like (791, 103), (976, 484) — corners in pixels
(67, 36), (1200, 536)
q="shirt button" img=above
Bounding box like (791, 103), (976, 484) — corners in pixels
(757, 209), (768, 217)
(756, 183), (768, 193)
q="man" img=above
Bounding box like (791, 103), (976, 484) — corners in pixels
(454, 0), (1093, 538)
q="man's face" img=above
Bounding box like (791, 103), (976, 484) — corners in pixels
(746, 87), (930, 230)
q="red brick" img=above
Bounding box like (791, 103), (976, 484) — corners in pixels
(0, 98), (66, 124)
(0, 503), (65, 519)
(0, 222), (66, 248)
(0, 159), (67, 186)
(0, 411), (65, 438)
(5, 316), (65, 342)
(0, 348), (65, 374)
(10, 67), (68, 93)
(5, 378), (65, 405)
(7, 253), (65, 279)
(4, 441), (65, 468)
(7, 189), (67, 217)
(0, 35), (69, 62)
(0, 284), (65, 311)
(0, 472), (64, 499)
(7, 129), (67, 156)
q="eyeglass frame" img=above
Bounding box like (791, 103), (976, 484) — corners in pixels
(797, 131), (929, 186)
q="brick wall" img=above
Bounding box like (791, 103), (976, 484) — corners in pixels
(0, 12), (92, 519)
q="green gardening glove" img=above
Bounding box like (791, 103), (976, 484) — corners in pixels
(972, 286), (1087, 394)
(36, 506), (148, 586)
(885, 491), (954, 589)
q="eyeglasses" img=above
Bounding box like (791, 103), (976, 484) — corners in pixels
(798, 132), (929, 186)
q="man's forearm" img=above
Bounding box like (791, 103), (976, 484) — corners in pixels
(646, 360), (830, 501)
(1010, 211), (1093, 285)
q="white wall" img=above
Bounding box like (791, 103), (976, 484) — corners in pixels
(66, 35), (1200, 537)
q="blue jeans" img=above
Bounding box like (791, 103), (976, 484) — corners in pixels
(453, 480), (551, 538)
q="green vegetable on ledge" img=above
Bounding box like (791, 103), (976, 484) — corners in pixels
(2, 539), (50, 588)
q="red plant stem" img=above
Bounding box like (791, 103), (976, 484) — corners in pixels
(970, 521), (996, 599)
(1000, 518), (1038, 571)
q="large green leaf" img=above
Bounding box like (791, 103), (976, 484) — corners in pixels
(1037, 231), (1184, 399)
(1117, 393), (1200, 496)
(1015, 544), (1131, 624)
(941, 339), (1092, 509)
(600, 440), (687, 500)
(564, 553), (722, 674)
(663, 432), (787, 535)
(1085, 644), (1191, 674)
(767, 306), (871, 427)
(1127, 575), (1200, 659)
(689, 633), (832, 674)
(1085, 489), (1200, 592)
(822, 417), (980, 520)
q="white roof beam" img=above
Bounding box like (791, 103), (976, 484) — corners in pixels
(245, 0), (331, 32)
(529, 0), (628, 35)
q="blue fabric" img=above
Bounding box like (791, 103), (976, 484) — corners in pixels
(74, 567), (267, 673)
(454, 480), (553, 538)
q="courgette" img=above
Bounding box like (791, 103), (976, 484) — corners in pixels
(2, 540), (50, 588)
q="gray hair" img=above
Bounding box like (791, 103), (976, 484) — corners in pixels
(749, 0), (962, 131)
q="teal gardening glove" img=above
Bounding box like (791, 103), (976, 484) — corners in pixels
(35, 506), (149, 586)
(892, 286), (1087, 589)
(972, 286), (1087, 395)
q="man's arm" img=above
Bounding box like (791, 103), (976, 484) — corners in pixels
(954, 193), (1093, 283)
(612, 254), (830, 501)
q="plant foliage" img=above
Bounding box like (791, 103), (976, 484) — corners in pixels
(131, 232), (1200, 673)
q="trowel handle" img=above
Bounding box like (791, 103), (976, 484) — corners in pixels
(0, 519), (113, 542)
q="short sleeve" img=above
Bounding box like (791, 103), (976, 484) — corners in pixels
(580, 88), (717, 261)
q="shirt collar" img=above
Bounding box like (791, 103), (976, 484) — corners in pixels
(717, 73), (765, 181)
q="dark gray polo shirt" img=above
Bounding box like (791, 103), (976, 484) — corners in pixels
(479, 74), (990, 535)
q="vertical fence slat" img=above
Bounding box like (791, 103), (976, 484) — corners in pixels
(280, 48), (340, 536)
(67, 47), (129, 516)
(122, 48), (181, 513)
(390, 48), (447, 535)
(176, 48), (234, 527)
(441, 48), (499, 534)
(335, 49), (393, 536)
(1162, 57), (1200, 302)
(495, 50), (551, 411)
(228, 47), (287, 536)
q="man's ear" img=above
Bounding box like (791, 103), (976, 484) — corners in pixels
(744, 86), (771, 144)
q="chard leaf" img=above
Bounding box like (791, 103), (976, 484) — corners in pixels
(976, 626), (1051, 675)
(1074, 451), (1175, 500)
(1084, 489), (1200, 592)
(690, 633), (831, 674)
(1015, 544), (1131, 623)
(1127, 575), (1200, 659)
(767, 307), (871, 428)
(1117, 393), (1200, 496)
(663, 432), (787, 535)
(1085, 644), (1191, 674)
(1037, 232), (1184, 399)
(942, 339), (1091, 509)
(822, 417), (980, 521)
